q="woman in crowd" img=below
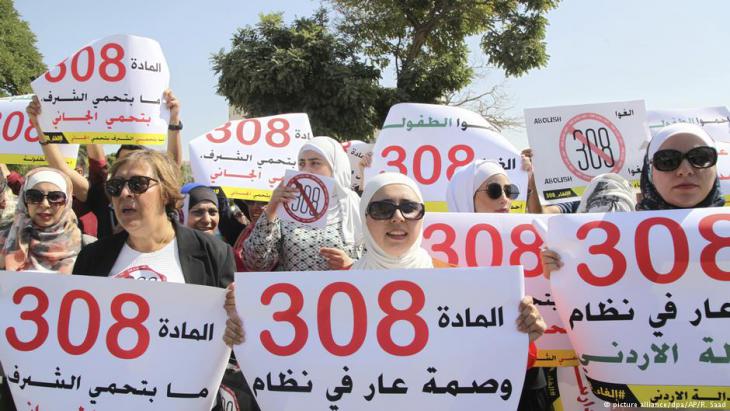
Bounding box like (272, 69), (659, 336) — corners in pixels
(542, 123), (719, 276)
(180, 183), (222, 237)
(243, 136), (362, 271)
(72, 149), (233, 286)
(446, 161), (551, 410)
(0, 167), (81, 273)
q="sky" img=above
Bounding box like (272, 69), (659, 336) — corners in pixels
(14, 0), (730, 156)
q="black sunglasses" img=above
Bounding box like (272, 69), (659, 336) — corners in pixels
(651, 147), (718, 172)
(25, 189), (67, 205)
(105, 176), (159, 197)
(366, 200), (425, 221)
(476, 183), (520, 200)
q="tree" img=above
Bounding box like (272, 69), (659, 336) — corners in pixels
(0, 0), (46, 97)
(212, 10), (382, 141)
(330, 0), (559, 123)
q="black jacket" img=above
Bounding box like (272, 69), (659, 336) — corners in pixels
(72, 220), (234, 288)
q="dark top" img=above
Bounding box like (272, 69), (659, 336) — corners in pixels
(72, 220), (234, 288)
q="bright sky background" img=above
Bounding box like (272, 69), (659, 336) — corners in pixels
(15, 0), (730, 157)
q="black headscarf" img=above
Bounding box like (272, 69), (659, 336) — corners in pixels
(188, 186), (219, 210)
(637, 153), (725, 210)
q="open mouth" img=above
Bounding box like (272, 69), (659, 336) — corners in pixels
(386, 230), (408, 240)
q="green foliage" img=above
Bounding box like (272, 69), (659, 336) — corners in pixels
(212, 9), (382, 141)
(0, 0), (46, 97)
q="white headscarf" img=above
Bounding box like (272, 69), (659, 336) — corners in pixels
(299, 136), (362, 246)
(446, 159), (507, 212)
(352, 172), (433, 270)
(648, 123), (716, 159)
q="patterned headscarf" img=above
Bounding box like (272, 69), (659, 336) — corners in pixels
(0, 168), (82, 273)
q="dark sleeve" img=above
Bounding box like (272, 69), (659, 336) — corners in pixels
(556, 200), (580, 214)
(72, 244), (95, 275)
(220, 244), (235, 288)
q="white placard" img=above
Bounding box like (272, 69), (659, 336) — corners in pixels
(276, 170), (335, 228)
(718, 141), (730, 205)
(189, 113), (312, 201)
(421, 212), (574, 367)
(31, 34), (170, 145)
(525, 100), (650, 205)
(0, 271), (230, 410)
(648, 106), (730, 143)
(341, 140), (373, 190)
(233, 267), (528, 411)
(553, 366), (602, 411)
(547, 209), (730, 407)
(0, 95), (79, 166)
(366, 103), (527, 212)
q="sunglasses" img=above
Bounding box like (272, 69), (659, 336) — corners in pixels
(105, 176), (159, 197)
(25, 189), (67, 205)
(651, 147), (718, 172)
(366, 200), (425, 221)
(476, 183), (520, 200)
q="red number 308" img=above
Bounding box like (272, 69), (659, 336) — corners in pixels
(5, 287), (150, 359)
(260, 281), (428, 357)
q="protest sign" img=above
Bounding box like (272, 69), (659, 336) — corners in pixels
(648, 106), (730, 143)
(341, 140), (373, 191)
(366, 103), (527, 212)
(0, 271), (230, 410)
(233, 266), (527, 410)
(0, 95), (78, 167)
(547, 209), (730, 408)
(421, 212), (575, 367)
(189, 113), (312, 201)
(544, 366), (603, 411)
(31, 34), (170, 145)
(525, 100), (650, 205)
(276, 170), (335, 228)
(718, 141), (730, 205)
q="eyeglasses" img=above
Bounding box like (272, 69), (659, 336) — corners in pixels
(651, 147), (718, 172)
(366, 200), (425, 220)
(25, 189), (67, 205)
(475, 183), (520, 200)
(105, 176), (159, 197)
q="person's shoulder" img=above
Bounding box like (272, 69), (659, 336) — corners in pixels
(78, 231), (125, 255)
(175, 223), (231, 254)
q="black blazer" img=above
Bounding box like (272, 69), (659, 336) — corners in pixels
(73, 220), (234, 288)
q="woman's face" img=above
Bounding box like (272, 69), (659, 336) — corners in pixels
(26, 182), (66, 228)
(366, 184), (423, 258)
(244, 200), (267, 223)
(652, 134), (717, 208)
(110, 161), (165, 236)
(187, 201), (219, 234)
(473, 174), (512, 213)
(298, 150), (333, 177)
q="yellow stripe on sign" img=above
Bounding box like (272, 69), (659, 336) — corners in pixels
(0, 154), (76, 168)
(628, 384), (730, 407)
(724, 194), (730, 207)
(425, 200), (527, 213)
(58, 132), (165, 145)
(534, 349), (579, 367)
(220, 186), (273, 201)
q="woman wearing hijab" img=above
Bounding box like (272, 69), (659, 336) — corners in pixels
(0, 167), (82, 273)
(180, 183), (222, 236)
(243, 136), (362, 271)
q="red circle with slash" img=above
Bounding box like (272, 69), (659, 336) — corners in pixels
(283, 173), (329, 224)
(559, 113), (626, 182)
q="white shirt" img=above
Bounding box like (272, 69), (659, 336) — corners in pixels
(109, 238), (185, 283)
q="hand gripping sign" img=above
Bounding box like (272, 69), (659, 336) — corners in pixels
(31, 34), (171, 145)
(0, 271), (230, 410)
(421, 212), (575, 367)
(189, 113), (312, 201)
(525, 100), (650, 205)
(547, 209), (730, 408)
(341, 140), (373, 191)
(366, 103), (528, 212)
(277, 170), (335, 228)
(233, 267), (528, 411)
(0, 95), (79, 166)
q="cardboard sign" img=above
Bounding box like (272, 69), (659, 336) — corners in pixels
(366, 103), (527, 212)
(233, 267), (528, 410)
(189, 113), (312, 201)
(0, 271), (230, 410)
(277, 170), (335, 228)
(0, 95), (78, 167)
(342, 140), (373, 191)
(421, 212), (575, 367)
(547, 209), (730, 408)
(31, 34), (171, 145)
(525, 100), (650, 204)
(648, 106), (730, 143)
